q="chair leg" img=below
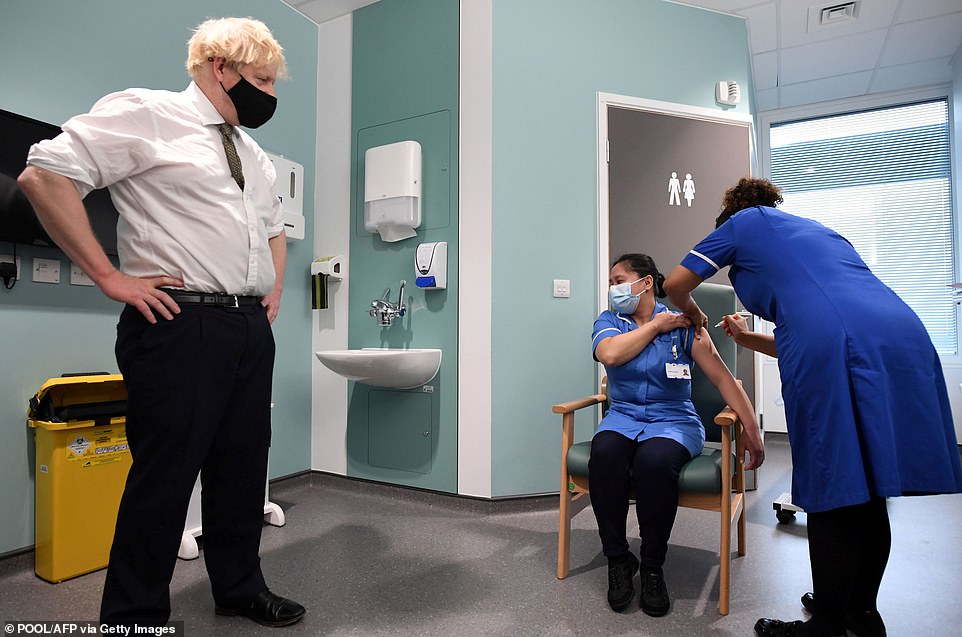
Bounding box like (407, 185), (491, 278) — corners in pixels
(737, 494), (747, 557)
(558, 488), (571, 579)
(718, 490), (732, 615)
(719, 512), (731, 615)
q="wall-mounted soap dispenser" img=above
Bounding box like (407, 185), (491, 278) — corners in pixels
(363, 140), (421, 242)
(415, 242), (446, 289)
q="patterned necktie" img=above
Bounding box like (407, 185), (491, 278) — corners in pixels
(217, 123), (245, 191)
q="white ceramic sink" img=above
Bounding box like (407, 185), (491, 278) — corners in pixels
(315, 348), (442, 389)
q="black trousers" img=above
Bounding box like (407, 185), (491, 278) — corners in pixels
(100, 303), (275, 626)
(804, 496), (890, 637)
(588, 430), (692, 567)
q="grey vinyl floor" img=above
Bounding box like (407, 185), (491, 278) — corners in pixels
(1, 433), (961, 636)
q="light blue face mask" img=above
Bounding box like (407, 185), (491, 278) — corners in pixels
(608, 278), (645, 314)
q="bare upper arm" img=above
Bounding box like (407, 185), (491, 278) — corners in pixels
(664, 264), (703, 297)
(690, 328), (734, 385)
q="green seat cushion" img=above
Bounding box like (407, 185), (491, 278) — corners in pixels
(567, 441), (592, 478)
(566, 442), (731, 494)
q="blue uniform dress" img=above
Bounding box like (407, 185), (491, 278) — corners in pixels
(681, 206), (962, 512)
(592, 303), (705, 458)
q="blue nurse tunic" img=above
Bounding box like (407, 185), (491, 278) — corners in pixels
(592, 303), (705, 458)
(681, 205), (962, 512)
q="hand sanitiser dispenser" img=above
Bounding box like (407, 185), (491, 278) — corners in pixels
(415, 242), (447, 289)
(364, 140), (422, 242)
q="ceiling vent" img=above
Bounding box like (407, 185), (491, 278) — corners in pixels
(819, 2), (859, 26)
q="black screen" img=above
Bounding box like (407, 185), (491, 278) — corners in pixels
(0, 108), (120, 255)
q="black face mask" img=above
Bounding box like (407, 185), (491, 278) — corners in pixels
(222, 75), (277, 129)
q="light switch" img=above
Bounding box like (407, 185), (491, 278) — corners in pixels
(32, 257), (61, 284)
(553, 279), (570, 298)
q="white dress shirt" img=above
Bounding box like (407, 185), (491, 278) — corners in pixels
(27, 82), (283, 296)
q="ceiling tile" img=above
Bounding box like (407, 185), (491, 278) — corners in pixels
(754, 87), (780, 112)
(870, 58), (954, 93)
(777, 71), (873, 108)
(738, 2), (778, 53)
(752, 50), (779, 89)
(780, 29), (887, 84)
(896, 0), (962, 23)
(880, 13), (962, 66)
(779, 0), (899, 48)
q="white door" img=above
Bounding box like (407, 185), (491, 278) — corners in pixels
(755, 318), (787, 433)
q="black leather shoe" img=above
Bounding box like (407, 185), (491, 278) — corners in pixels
(755, 618), (803, 637)
(215, 590), (306, 627)
(801, 592), (816, 613)
(606, 553), (639, 612)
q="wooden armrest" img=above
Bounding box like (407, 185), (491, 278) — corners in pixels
(552, 394), (606, 415)
(714, 406), (739, 427)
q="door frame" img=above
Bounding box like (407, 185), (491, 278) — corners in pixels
(595, 92), (761, 424)
(595, 91), (755, 312)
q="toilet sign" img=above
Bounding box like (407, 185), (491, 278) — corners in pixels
(668, 172), (696, 207)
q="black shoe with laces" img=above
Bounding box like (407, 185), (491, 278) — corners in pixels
(639, 565), (670, 617)
(606, 553), (639, 612)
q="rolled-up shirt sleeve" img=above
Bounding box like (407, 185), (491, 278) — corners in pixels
(255, 149), (285, 238)
(27, 91), (157, 197)
(680, 219), (736, 280)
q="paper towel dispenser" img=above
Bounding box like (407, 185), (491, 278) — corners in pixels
(363, 141), (421, 242)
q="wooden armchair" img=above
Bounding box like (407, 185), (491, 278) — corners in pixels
(552, 282), (747, 615)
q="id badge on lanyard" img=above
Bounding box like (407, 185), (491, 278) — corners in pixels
(665, 333), (691, 379)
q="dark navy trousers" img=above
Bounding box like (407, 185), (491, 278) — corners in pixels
(588, 430), (692, 567)
(100, 302), (274, 626)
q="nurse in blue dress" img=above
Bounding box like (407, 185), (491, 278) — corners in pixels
(664, 177), (962, 637)
(590, 253), (764, 617)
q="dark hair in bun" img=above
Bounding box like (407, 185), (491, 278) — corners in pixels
(612, 253), (666, 298)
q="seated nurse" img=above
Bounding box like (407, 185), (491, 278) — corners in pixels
(589, 253), (764, 616)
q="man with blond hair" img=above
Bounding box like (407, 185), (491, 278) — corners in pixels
(19, 17), (305, 629)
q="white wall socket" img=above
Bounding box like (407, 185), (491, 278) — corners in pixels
(32, 257), (61, 284)
(70, 262), (95, 286)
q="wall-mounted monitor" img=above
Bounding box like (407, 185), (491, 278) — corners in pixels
(0, 108), (120, 255)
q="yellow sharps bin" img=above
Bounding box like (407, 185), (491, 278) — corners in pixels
(28, 373), (131, 583)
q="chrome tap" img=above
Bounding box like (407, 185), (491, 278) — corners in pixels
(369, 280), (406, 326)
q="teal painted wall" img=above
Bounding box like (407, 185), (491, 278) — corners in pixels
(490, 0), (754, 495)
(347, 0), (460, 492)
(0, 0), (317, 554)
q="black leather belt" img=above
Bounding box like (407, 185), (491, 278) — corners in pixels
(163, 289), (260, 308)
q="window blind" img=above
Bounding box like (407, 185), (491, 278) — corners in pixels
(770, 99), (956, 354)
